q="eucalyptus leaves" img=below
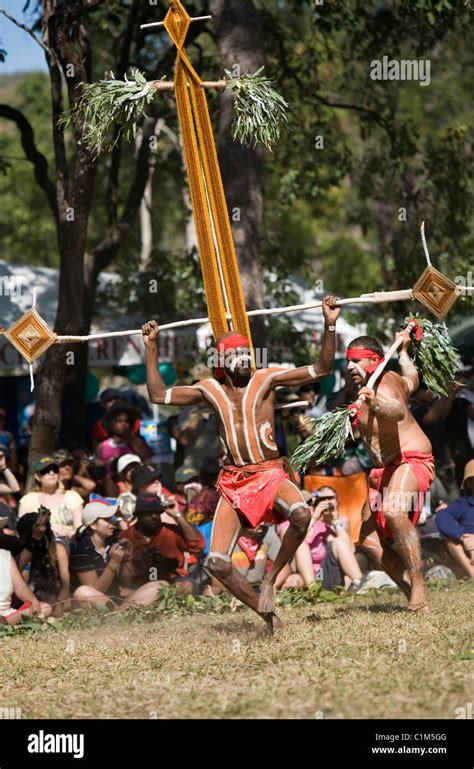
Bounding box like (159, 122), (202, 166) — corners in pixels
(224, 66), (289, 150)
(61, 70), (160, 155)
(292, 408), (353, 472)
(63, 67), (288, 156)
(407, 315), (462, 397)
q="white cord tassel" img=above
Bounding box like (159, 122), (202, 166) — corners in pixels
(421, 221), (432, 267)
(29, 364), (35, 392)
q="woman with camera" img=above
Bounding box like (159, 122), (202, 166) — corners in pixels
(70, 501), (162, 609)
(278, 486), (363, 591)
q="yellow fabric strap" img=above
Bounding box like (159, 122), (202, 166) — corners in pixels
(164, 1), (253, 347)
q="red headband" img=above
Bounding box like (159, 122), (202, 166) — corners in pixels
(346, 348), (384, 375)
(214, 334), (251, 381)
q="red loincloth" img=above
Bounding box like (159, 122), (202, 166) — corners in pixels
(368, 451), (435, 539)
(217, 458), (296, 537)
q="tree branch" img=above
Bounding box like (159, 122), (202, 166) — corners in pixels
(42, 0), (69, 208)
(0, 6), (52, 56)
(0, 104), (58, 225)
(312, 93), (394, 137)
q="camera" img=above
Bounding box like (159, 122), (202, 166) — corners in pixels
(159, 494), (176, 509)
(143, 546), (179, 574)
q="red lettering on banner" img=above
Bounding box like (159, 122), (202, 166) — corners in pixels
(96, 340), (109, 360)
(128, 338), (141, 355)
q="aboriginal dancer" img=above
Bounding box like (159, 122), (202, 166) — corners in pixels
(346, 329), (434, 613)
(142, 297), (340, 632)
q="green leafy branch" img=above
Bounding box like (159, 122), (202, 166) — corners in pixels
(60, 70), (161, 156)
(406, 315), (462, 396)
(61, 67), (288, 156)
(291, 408), (352, 473)
(225, 66), (289, 151)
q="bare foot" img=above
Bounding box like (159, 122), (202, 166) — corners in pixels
(257, 577), (275, 614)
(262, 612), (285, 635)
(408, 576), (430, 613)
(408, 602), (431, 614)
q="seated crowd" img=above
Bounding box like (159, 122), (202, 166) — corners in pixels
(0, 380), (473, 624)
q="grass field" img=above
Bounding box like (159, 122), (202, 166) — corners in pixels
(1, 581), (473, 720)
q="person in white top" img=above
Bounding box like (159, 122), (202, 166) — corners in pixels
(19, 456), (83, 541)
(0, 520), (52, 624)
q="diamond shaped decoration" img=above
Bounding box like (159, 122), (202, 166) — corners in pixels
(412, 266), (459, 320)
(3, 308), (56, 364)
(164, 0), (191, 48)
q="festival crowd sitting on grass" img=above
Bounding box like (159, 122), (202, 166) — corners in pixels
(0, 363), (473, 624)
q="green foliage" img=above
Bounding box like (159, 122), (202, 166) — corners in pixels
(0, 73), (57, 266)
(405, 315), (462, 395)
(225, 66), (288, 150)
(277, 583), (350, 607)
(291, 408), (352, 471)
(0, 615), (52, 638)
(0, 0), (473, 344)
(61, 70), (160, 156)
(0, 589), (241, 638)
(63, 65), (288, 156)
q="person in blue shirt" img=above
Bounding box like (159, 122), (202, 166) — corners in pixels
(436, 459), (474, 578)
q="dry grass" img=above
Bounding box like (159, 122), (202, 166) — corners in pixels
(1, 582), (473, 720)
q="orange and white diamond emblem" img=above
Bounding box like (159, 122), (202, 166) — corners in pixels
(412, 266), (458, 320)
(3, 308), (56, 364)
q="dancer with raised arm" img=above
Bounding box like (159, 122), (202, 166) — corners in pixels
(346, 329), (435, 613)
(142, 297), (340, 632)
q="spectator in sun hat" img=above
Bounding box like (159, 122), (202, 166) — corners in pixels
(95, 402), (152, 496)
(91, 389), (141, 447)
(112, 453), (142, 523)
(19, 457), (83, 543)
(53, 448), (96, 502)
(436, 459), (474, 579)
(70, 501), (162, 610)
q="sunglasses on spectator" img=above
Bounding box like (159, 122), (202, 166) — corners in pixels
(39, 465), (59, 475)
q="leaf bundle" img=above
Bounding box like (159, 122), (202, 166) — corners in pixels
(405, 315), (462, 396)
(224, 66), (289, 150)
(291, 408), (352, 472)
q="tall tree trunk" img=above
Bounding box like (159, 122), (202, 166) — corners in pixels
(209, 0), (266, 349)
(29, 1), (98, 471)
